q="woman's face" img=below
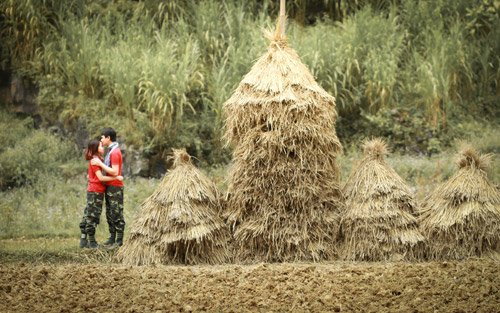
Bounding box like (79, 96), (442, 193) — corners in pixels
(98, 142), (105, 155)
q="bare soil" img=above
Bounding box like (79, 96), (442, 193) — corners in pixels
(0, 259), (498, 313)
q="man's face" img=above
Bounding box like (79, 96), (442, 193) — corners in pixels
(101, 135), (112, 147)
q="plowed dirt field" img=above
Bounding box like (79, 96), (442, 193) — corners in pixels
(0, 259), (498, 312)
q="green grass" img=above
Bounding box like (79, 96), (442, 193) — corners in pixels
(0, 176), (160, 240)
(0, 237), (117, 264)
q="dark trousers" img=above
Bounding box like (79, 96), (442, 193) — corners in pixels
(105, 185), (125, 233)
(79, 192), (104, 236)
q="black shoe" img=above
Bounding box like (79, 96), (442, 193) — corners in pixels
(87, 235), (99, 249)
(79, 238), (88, 248)
(103, 232), (116, 246)
(116, 232), (124, 247)
(88, 241), (99, 249)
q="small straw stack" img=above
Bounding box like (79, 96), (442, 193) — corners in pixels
(223, 11), (343, 263)
(117, 149), (229, 265)
(340, 138), (424, 261)
(418, 146), (500, 260)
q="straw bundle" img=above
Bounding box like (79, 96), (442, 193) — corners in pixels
(418, 146), (500, 260)
(223, 17), (343, 263)
(340, 138), (424, 261)
(117, 149), (229, 265)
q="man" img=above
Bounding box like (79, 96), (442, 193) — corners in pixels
(91, 127), (125, 246)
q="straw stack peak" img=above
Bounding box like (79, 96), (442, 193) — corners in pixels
(363, 138), (388, 159)
(171, 148), (192, 167)
(457, 146), (492, 172)
(267, 0), (288, 46)
(265, 15), (288, 48)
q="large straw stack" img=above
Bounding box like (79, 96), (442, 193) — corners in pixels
(117, 149), (229, 265)
(223, 17), (343, 263)
(418, 146), (500, 260)
(340, 138), (424, 261)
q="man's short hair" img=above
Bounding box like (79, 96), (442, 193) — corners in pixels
(101, 127), (117, 142)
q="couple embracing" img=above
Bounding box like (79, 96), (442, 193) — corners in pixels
(79, 127), (125, 249)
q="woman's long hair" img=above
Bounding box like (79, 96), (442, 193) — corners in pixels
(85, 139), (100, 161)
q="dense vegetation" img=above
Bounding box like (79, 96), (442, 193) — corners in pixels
(1, 0), (498, 165)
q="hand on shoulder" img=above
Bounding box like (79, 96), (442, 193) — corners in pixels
(90, 157), (102, 166)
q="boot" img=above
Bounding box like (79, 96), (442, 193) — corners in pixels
(79, 233), (88, 249)
(103, 232), (116, 246)
(88, 234), (99, 249)
(116, 232), (124, 247)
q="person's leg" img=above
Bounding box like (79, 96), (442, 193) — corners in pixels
(106, 186), (125, 246)
(84, 192), (104, 248)
(104, 186), (116, 245)
(79, 204), (89, 248)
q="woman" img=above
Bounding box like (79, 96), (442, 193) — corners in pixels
(79, 139), (123, 249)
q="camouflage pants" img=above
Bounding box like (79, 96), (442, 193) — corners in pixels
(105, 186), (125, 233)
(79, 192), (104, 236)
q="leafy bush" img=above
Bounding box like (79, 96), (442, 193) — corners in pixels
(0, 113), (80, 189)
(358, 108), (452, 155)
(0, 111), (32, 150)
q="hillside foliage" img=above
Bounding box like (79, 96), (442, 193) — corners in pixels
(0, 0), (498, 164)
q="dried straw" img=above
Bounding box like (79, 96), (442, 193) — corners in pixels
(117, 149), (230, 265)
(418, 146), (500, 260)
(340, 138), (424, 261)
(223, 17), (343, 263)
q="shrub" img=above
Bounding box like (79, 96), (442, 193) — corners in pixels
(0, 111), (32, 151)
(0, 114), (80, 189)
